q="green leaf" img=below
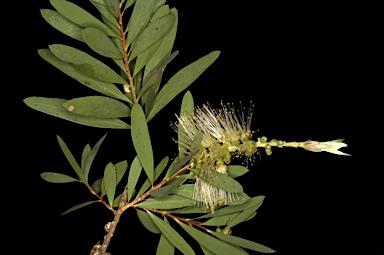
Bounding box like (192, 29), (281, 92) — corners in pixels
(137, 195), (194, 210)
(224, 205), (258, 230)
(83, 133), (107, 181)
(91, 1), (119, 29)
(112, 192), (122, 207)
(147, 211), (195, 255)
(40, 9), (83, 41)
(196, 196), (265, 219)
(171, 184), (195, 200)
(191, 169), (243, 193)
(144, 8), (178, 81)
(167, 206), (207, 215)
(37, 49), (129, 103)
(123, 0), (135, 11)
(137, 209), (161, 234)
(202, 213), (240, 226)
(56, 135), (85, 182)
(151, 5), (170, 21)
(50, 0), (118, 37)
(92, 178), (102, 193)
(130, 14), (174, 60)
(81, 144), (91, 170)
(82, 27), (122, 58)
(208, 170), (244, 193)
(24, 97), (130, 129)
(180, 91), (195, 115)
(131, 104), (154, 183)
(200, 245), (216, 255)
(116, 160), (128, 185)
(133, 40), (161, 78)
(126, 0), (162, 47)
(127, 156), (142, 201)
(157, 233), (175, 255)
(138, 51), (178, 100)
(165, 150), (197, 178)
(63, 96), (131, 119)
(227, 165), (249, 178)
(61, 201), (99, 215)
(177, 220), (248, 255)
(48, 44), (127, 84)
(149, 185), (178, 198)
(209, 232), (276, 253)
(136, 156), (169, 198)
(147, 51), (220, 122)
(103, 162), (117, 206)
(40, 172), (78, 183)
(105, 0), (119, 18)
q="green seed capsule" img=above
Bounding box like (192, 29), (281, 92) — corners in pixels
(277, 140), (283, 146)
(260, 136), (268, 143)
(265, 149), (272, 155)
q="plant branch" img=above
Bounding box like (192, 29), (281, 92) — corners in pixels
(150, 208), (209, 231)
(119, 9), (137, 104)
(92, 164), (190, 254)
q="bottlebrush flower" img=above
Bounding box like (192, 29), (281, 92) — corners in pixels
(174, 102), (256, 212)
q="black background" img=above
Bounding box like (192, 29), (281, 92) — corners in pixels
(13, 1), (379, 255)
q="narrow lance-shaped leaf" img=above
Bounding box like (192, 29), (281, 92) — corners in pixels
(48, 44), (127, 84)
(209, 231), (276, 253)
(126, 0), (162, 47)
(136, 156), (169, 198)
(82, 28), (122, 59)
(196, 196), (265, 219)
(81, 144), (91, 170)
(103, 162), (117, 206)
(224, 205), (259, 230)
(138, 51), (179, 100)
(176, 220), (248, 255)
(61, 201), (99, 216)
(105, 0), (119, 18)
(40, 9), (84, 41)
(50, 0), (118, 37)
(63, 96), (131, 119)
(136, 209), (161, 234)
(209, 171), (244, 193)
(127, 156), (142, 201)
(24, 97), (130, 129)
(130, 14), (175, 60)
(227, 165), (249, 178)
(41, 172), (79, 183)
(144, 8), (178, 80)
(90, 1), (119, 30)
(131, 104), (154, 183)
(123, 0), (135, 11)
(178, 91), (194, 157)
(147, 211), (195, 255)
(156, 217), (175, 255)
(147, 51), (220, 122)
(37, 49), (130, 103)
(83, 133), (107, 182)
(133, 40), (161, 78)
(56, 135), (85, 182)
(115, 160), (128, 185)
(137, 195), (194, 210)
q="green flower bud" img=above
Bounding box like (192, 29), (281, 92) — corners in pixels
(216, 227), (222, 232)
(260, 136), (268, 143)
(265, 145), (272, 155)
(223, 228), (232, 235)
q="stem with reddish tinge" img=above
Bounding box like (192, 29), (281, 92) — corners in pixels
(119, 10), (137, 104)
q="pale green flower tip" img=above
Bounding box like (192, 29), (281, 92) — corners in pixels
(303, 139), (351, 156)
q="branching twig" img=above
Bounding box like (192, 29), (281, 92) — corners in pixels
(90, 164), (190, 254)
(149, 208), (209, 231)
